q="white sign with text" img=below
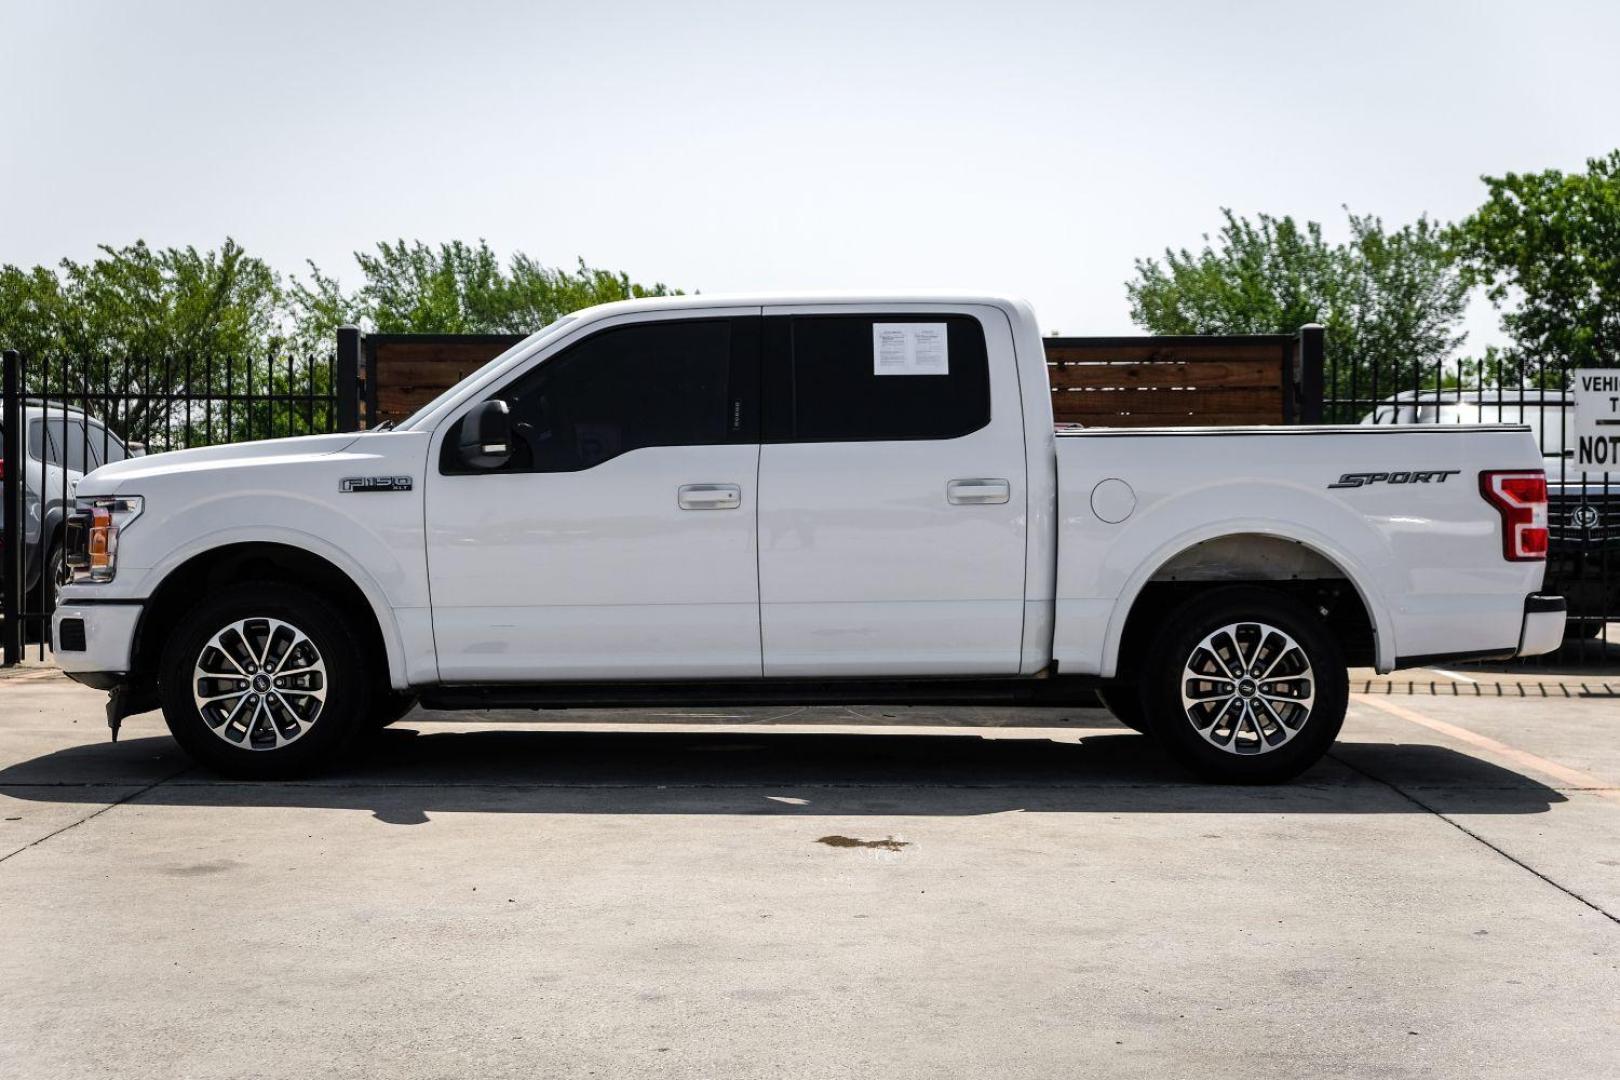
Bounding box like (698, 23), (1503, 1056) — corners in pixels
(872, 323), (949, 376)
(1573, 368), (1620, 472)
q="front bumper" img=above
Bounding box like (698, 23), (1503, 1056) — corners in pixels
(52, 600), (143, 686)
(1517, 594), (1566, 657)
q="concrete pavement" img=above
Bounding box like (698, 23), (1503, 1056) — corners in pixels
(1, 675), (1616, 1079)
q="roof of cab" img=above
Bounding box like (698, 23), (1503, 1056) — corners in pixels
(567, 291), (1031, 320)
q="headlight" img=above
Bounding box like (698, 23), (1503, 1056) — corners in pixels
(67, 495), (143, 584)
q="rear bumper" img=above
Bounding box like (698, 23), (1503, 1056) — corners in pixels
(1396, 593), (1566, 668)
(1517, 594), (1566, 657)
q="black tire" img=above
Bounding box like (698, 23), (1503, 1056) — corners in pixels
(1141, 586), (1347, 784)
(159, 581), (374, 778)
(370, 690), (420, 730)
(1565, 618), (1609, 641)
(45, 545), (65, 644)
(23, 544), (68, 645)
(1096, 684), (1148, 733)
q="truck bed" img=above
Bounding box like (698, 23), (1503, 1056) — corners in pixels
(1050, 423), (1548, 676)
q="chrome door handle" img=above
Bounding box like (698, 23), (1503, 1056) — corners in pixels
(678, 483), (742, 510)
(946, 478), (1011, 505)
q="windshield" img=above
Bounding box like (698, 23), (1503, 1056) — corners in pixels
(395, 316), (577, 431)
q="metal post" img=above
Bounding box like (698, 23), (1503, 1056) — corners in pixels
(336, 325), (361, 432)
(2, 350), (22, 665)
(1298, 324), (1325, 424)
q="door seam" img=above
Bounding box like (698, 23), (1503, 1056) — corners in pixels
(753, 441), (765, 677)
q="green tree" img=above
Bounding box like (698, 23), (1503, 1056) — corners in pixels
(289, 240), (679, 343)
(0, 264), (69, 363)
(1452, 150), (1620, 371)
(1127, 209), (1469, 419)
(0, 240), (304, 446)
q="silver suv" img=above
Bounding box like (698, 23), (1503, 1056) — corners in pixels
(2, 404), (137, 613)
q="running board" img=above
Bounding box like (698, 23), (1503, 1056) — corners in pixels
(418, 675), (1103, 711)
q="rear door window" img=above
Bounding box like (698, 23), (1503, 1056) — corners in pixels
(42, 418), (90, 472)
(765, 314), (991, 442)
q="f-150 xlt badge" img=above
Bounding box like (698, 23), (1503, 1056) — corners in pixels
(1328, 470), (1460, 490)
(340, 476), (414, 493)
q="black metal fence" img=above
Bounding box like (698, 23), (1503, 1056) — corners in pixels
(1313, 351), (1616, 665)
(2, 348), (358, 663)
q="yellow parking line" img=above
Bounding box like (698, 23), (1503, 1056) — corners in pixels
(1353, 693), (1620, 800)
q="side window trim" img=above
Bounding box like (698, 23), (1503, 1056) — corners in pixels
(67, 418), (88, 472)
(85, 422), (110, 468)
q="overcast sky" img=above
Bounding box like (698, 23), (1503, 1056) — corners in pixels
(3, 1), (1617, 348)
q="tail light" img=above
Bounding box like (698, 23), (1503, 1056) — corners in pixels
(1479, 470), (1548, 561)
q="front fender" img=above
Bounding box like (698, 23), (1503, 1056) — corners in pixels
(78, 432), (437, 688)
(138, 522), (416, 689)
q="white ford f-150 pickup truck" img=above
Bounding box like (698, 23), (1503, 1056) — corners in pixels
(53, 294), (1565, 782)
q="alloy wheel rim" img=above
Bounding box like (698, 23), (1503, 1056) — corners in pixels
(192, 617), (328, 750)
(1180, 620), (1315, 755)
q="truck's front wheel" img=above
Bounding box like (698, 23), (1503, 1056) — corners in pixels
(1142, 587), (1346, 784)
(159, 582), (372, 778)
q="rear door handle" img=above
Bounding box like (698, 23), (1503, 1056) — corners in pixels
(678, 483), (742, 510)
(947, 478), (1011, 505)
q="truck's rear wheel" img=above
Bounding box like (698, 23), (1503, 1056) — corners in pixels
(1142, 587), (1346, 783)
(159, 582), (372, 778)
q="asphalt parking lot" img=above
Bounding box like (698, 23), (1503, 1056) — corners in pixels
(1, 670), (1617, 1079)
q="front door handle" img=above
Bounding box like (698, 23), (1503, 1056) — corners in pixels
(946, 478), (1011, 505)
(678, 483), (742, 510)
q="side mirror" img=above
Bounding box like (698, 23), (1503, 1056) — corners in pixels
(458, 399), (513, 470)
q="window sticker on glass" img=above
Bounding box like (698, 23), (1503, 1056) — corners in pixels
(873, 323), (949, 376)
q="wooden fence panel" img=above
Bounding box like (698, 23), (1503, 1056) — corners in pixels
(363, 335), (523, 428)
(1046, 336), (1296, 426)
